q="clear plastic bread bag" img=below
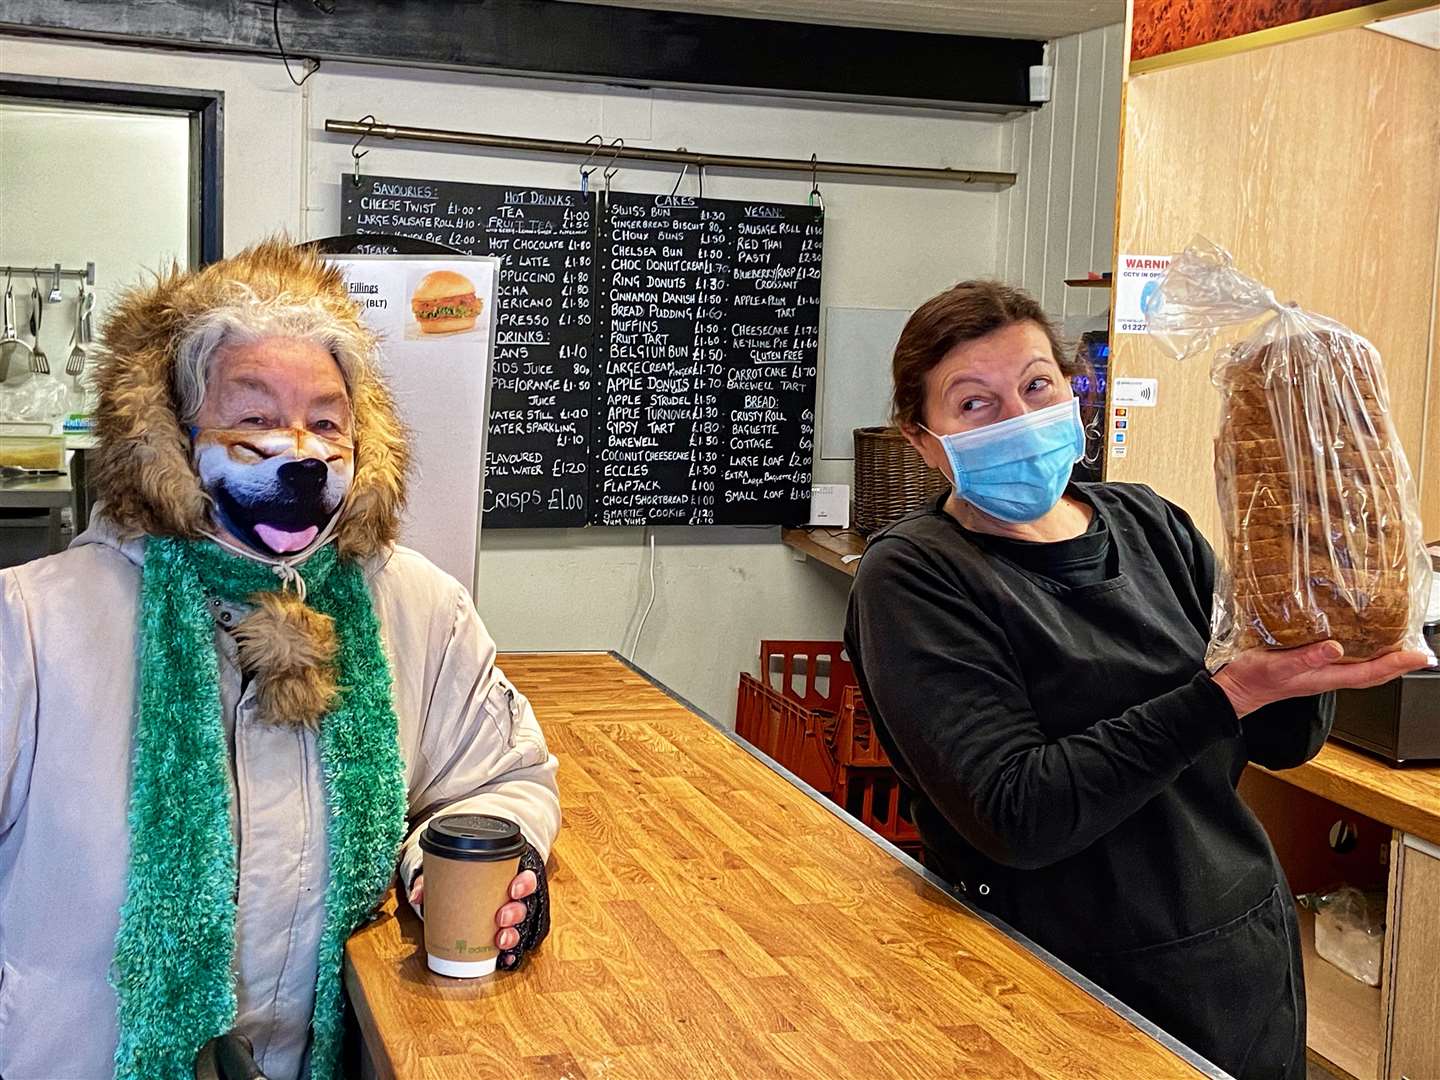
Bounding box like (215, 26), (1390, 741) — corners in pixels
(1299, 886), (1384, 987)
(1143, 237), (1433, 669)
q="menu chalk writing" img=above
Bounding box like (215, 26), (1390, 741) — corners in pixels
(343, 175), (595, 527)
(594, 194), (821, 526)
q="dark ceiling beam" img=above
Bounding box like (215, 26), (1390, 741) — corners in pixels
(0, 0), (1043, 113)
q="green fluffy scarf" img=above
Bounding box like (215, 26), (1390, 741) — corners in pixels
(110, 537), (407, 1080)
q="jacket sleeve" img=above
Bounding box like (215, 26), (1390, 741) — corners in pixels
(847, 538), (1240, 871)
(1163, 495), (1335, 770)
(0, 571), (38, 843)
(396, 584), (561, 895)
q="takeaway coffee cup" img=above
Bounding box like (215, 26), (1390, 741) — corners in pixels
(419, 813), (526, 977)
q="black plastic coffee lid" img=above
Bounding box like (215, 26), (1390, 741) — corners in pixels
(419, 814), (526, 861)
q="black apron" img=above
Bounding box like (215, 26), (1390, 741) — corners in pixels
(1076, 884), (1305, 1080)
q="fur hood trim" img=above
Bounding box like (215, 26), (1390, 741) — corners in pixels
(91, 237), (408, 560)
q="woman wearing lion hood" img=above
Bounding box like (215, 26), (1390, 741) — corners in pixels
(0, 238), (561, 1080)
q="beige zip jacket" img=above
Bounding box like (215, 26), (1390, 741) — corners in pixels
(0, 517), (561, 1079)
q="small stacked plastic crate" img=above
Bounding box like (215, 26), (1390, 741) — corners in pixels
(830, 685), (920, 857)
(735, 641), (921, 860)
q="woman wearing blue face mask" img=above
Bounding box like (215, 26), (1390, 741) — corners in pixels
(844, 282), (1428, 1080)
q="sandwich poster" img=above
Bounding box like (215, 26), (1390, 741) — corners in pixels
(326, 254), (500, 592)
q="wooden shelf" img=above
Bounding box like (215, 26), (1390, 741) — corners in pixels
(1064, 277), (1113, 288)
(1298, 908), (1382, 1080)
(1260, 741), (1440, 848)
(781, 526), (867, 577)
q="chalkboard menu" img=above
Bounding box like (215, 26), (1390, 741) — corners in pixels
(343, 175), (595, 527)
(594, 194), (821, 526)
(342, 175), (823, 528)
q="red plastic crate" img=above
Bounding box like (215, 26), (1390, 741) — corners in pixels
(839, 768), (919, 846)
(735, 674), (837, 795)
(737, 642), (921, 857)
(833, 686), (890, 769)
(759, 640), (854, 715)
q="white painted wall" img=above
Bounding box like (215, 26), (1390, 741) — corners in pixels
(1, 30), (1121, 723)
(998, 23), (1125, 338)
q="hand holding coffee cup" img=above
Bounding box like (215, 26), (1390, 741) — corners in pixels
(415, 814), (533, 977)
(407, 870), (536, 957)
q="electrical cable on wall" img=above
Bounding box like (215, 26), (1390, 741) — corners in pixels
(627, 529), (658, 661)
(273, 0), (324, 87)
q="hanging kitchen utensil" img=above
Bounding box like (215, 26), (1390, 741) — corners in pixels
(47, 263), (64, 304)
(29, 273), (50, 374)
(65, 281), (88, 381)
(79, 283), (95, 345)
(0, 270), (34, 382)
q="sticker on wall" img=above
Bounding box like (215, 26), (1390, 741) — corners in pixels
(1109, 403), (1134, 462)
(1112, 377), (1159, 407)
(1115, 254), (1172, 334)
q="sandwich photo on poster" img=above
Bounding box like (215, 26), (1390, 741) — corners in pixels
(407, 267), (485, 339)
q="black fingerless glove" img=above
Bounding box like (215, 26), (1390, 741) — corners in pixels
(498, 842), (550, 971)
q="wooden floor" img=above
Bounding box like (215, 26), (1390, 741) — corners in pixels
(346, 652), (1212, 1080)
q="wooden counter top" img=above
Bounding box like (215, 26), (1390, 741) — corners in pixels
(345, 652), (1218, 1080)
(1261, 741), (1440, 848)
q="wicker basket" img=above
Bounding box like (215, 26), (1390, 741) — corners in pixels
(852, 426), (948, 535)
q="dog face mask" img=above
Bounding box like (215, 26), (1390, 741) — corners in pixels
(192, 426), (354, 555)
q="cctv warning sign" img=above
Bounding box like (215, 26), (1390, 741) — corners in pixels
(1115, 253), (1172, 334)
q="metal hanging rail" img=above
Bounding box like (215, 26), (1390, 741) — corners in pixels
(324, 119), (1015, 187)
(0, 262), (97, 284)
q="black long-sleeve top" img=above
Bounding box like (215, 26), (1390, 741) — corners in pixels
(845, 482), (1333, 961)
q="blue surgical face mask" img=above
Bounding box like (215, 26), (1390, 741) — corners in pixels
(921, 397), (1086, 524)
